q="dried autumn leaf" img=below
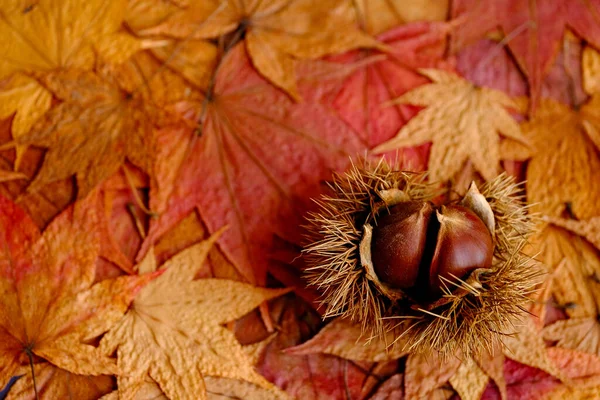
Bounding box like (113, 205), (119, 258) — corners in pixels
(584, 45), (600, 95)
(142, 44), (365, 285)
(138, 0), (380, 98)
(258, 296), (388, 400)
(0, 74), (52, 166)
(449, 358), (489, 400)
(533, 225), (600, 319)
(0, 168), (26, 183)
(0, 193), (154, 396)
(502, 99), (600, 219)
(502, 317), (564, 381)
(330, 22), (453, 150)
(285, 317), (408, 362)
(458, 32), (587, 110)
(21, 53), (192, 197)
(0, 0), (134, 78)
(404, 352), (460, 400)
(353, 0), (449, 36)
(374, 69), (528, 181)
(546, 216), (600, 252)
(544, 318), (600, 356)
(451, 0), (600, 105)
(100, 232), (289, 400)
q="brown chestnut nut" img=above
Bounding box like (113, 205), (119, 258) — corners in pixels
(428, 205), (494, 293)
(371, 201), (434, 288)
(370, 202), (494, 298)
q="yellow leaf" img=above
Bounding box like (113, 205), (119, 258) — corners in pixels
(583, 46), (600, 95)
(449, 358), (488, 400)
(100, 233), (289, 400)
(0, 0), (129, 78)
(151, 40), (218, 90)
(374, 69), (528, 181)
(532, 225), (600, 319)
(0, 74), (52, 167)
(517, 99), (600, 219)
(353, 0), (449, 35)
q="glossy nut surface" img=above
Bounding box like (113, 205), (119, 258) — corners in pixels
(371, 201), (434, 288)
(428, 205), (494, 293)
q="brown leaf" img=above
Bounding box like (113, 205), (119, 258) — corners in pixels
(374, 69), (528, 181)
(100, 233), (288, 400)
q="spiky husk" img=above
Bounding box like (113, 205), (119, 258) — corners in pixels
(303, 158), (542, 357)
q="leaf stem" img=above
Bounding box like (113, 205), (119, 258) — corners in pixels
(25, 347), (39, 400)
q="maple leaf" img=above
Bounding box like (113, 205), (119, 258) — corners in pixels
(450, 0), (600, 106)
(135, 0), (380, 98)
(20, 53), (193, 198)
(100, 231), (289, 400)
(141, 44), (365, 285)
(352, 0), (449, 36)
(0, 193), (155, 396)
(373, 69), (529, 181)
(502, 98), (600, 219)
(328, 22), (453, 151)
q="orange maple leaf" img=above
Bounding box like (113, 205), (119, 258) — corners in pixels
(100, 232), (289, 399)
(0, 194), (155, 397)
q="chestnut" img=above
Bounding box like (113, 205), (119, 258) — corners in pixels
(371, 201), (434, 288)
(370, 202), (494, 298)
(428, 205), (494, 294)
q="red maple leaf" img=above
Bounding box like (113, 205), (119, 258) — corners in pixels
(141, 44), (365, 285)
(451, 0), (600, 106)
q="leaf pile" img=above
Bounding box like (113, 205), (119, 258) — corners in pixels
(1, 0), (600, 398)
